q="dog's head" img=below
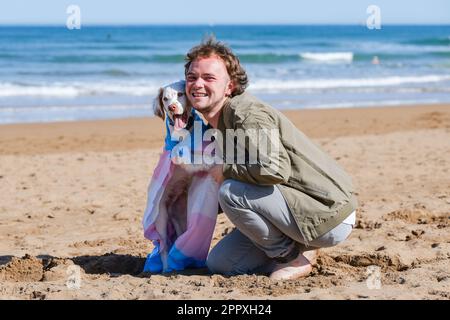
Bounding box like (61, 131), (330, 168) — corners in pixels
(153, 80), (193, 131)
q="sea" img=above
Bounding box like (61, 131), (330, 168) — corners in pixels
(1, 25), (450, 124)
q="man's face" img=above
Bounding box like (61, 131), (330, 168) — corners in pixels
(186, 56), (234, 114)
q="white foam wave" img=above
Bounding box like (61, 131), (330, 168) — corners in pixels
(300, 52), (354, 62)
(0, 104), (148, 113)
(0, 82), (162, 97)
(2, 74), (450, 98)
(304, 99), (442, 110)
(0, 104), (152, 124)
(249, 75), (450, 91)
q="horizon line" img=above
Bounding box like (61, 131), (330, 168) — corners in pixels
(1, 22), (450, 27)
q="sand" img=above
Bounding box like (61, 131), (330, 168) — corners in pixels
(0, 104), (449, 300)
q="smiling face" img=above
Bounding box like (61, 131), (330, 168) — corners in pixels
(185, 56), (234, 116)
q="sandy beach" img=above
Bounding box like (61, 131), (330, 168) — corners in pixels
(0, 104), (449, 300)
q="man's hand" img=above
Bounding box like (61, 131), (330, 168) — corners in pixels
(210, 164), (224, 185)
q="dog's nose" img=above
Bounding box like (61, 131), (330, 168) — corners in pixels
(168, 104), (176, 112)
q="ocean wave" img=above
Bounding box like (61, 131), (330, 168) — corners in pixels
(299, 52), (353, 62)
(0, 104), (151, 124)
(15, 53), (187, 64)
(404, 36), (450, 46)
(6, 50), (446, 65)
(2, 74), (450, 98)
(18, 52), (415, 65)
(0, 82), (161, 97)
(429, 51), (450, 58)
(239, 52), (354, 63)
(50, 53), (300, 64)
(353, 50), (450, 61)
(238, 53), (300, 63)
(0, 53), (19, 58)
(17, 69), (135, 77)
(49, 55), (158, 63)
(303, 99), (442, 109)
(249, 75), (450, 91)
(1, 99), (446, 125)
(5, 52), (357, 65)
(0, 104), (148, 113)
(353, 52), (421, 61)
(0, 84), (80, 97)
(79, 44), (168, 50)
(232, 41), (334, 50)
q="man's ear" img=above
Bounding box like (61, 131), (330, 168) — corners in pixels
(152, 88), (164, 119)
(226, 80), (236, 97)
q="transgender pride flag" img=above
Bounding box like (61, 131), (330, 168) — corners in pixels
(142, 113), (219, 273)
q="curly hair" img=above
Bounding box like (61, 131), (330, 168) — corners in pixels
(184, 37), (248, 97)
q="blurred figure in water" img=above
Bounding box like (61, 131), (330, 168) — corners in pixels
(372, 55), (380, 65)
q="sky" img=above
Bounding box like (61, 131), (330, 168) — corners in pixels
(0, 0), (449, 25)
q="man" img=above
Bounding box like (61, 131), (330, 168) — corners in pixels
(184, 38), (357, 280)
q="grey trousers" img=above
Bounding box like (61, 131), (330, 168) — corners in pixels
(207, 179), (353, 276)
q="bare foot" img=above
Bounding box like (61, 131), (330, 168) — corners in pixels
(303, 249), (319, 266)
(269, 250), (318, 281)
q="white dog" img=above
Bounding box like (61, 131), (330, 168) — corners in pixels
(153, 80), (193, 132)
(143, 80), (219, 273)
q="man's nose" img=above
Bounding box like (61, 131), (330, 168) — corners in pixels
(192, 77), (205, 88)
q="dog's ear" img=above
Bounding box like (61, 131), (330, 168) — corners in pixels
(152, 87), (164, 120)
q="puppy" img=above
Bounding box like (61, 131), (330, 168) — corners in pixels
(147, 80), (216, 273)
(153, 80), (193, 131)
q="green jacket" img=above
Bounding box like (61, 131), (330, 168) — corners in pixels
(218, 92), (358, 241)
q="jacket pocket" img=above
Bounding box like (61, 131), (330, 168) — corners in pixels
(288, 177), (335, 207)
(301, 184), (329, 197)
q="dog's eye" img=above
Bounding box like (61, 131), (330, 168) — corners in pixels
(177, 92), (184, 97)
(163, 97), (168, 101)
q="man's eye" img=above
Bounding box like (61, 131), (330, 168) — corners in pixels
(187, 76), (196, 81)
(177, 92), (184, 97)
